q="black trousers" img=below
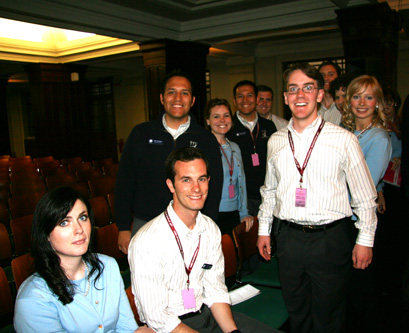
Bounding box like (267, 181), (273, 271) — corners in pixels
(275, 220), (353, 333)
(181, 305), (281, 333)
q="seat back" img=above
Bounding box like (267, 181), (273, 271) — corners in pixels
(10, 169), (42, 183)
(9, 192), (44, 219)
(0, 223), (12, 266)
(89, 196), (111, 227)
(221, 234), (238, 279)
(33, 156), (54, 169)
(93, 223), (124, 260)
(46, 173), (77, 190)
(76, 168), (103, 183)
(92, 158), (114, 170)
(232, 218), (260, 269)
(103, 164), (118, 178)
(60, 157), (82, 168)
(71, 182), (90, 198)
(11, 253), (35, 291)
(0, 201), (10, 229)
(89, 177), (116, 198)
(107, 192), (115, 219)
(10, 179), (46, 197)
(11, 215), (33, 256)
(0, 266), (13, 317)
(125, 286), (143, 325)
(40, 164), (66, 178)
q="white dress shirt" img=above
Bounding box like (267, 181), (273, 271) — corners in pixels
(318, 102), (342, 125)
(267, 113), (289, 131)
(128, 202), (230, 333)
(236, 111), (258, 132)
(258, 116), (377, 247)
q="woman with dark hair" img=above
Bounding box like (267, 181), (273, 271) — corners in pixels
(204, 98), (253, 237)
(14, 187), (152, 333)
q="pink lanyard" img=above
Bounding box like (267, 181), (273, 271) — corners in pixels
(165, 209), (201, 289)
(219, 142), (234, 184)
(288, 119), (325, 187)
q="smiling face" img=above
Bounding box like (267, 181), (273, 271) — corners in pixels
(48, 199), (91, 263)
(233, 84), (258, 120)
(166, 159), (209, 218)
(206, 105), (232, 139)
(384, 99), (396, 119)
(284, 69), (324, 131)
(319, 64), (338, 92)
(256, 91), (273, 117)
(350, 85), (378, 125)
(335, 87), (347, 112)
(160, 76), (195, 128)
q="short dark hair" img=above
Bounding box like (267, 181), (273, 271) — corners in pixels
(329, 74), (356, 99)
(318, 60), (342, 76)
(204, 98), (233, 129)
(257, 85), (274, 98)
(161, 70), (194, 96)
(383, 87), (402, 110)
(165, 147), (209, 184)
(31, 187), (103, 305)
(283, 63), (324, 90)
(233, 80), (257, 98)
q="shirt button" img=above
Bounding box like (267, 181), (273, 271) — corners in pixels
(99, 325), (103, 329)
(95, 301), (99, 304)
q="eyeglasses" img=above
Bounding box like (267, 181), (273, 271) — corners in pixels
(286, 85), (318, 94)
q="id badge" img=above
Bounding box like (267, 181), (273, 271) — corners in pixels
(228, 184), (235, 198)
(251, 153), (260, 166)
(182, 288), (196, 309)
(295, 188), (307, 207)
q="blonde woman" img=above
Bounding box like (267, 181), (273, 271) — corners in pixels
(343, 75), (391, 213)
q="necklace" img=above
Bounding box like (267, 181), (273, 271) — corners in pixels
(81, 259), (90, 297)
(356, 122), (373, 139)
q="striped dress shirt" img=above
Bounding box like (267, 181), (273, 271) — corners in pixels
(128, 202), (229, 333)
(318, 102), (342, 125)
(258, 116), (377, 247)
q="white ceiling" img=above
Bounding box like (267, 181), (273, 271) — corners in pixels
(0, 0), (408, 77)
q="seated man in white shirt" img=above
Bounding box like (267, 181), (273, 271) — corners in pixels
(129, 147), (279, 333)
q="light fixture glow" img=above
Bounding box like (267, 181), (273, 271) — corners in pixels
(0, 18), (95, 43)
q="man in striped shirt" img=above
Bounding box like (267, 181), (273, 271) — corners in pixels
(129, 147), (279, 333)
(257, 63), (377, 332)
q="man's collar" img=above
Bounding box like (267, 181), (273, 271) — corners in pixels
(289, 115), (322, 135)
(236, 111), (258, 131)
(162, 115), (191, 139)
(166, 202), (205, 236)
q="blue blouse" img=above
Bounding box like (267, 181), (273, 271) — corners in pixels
(14, 254), (137, 333)
(218, 140), (249, 219)
(389, 131), (402, 159)
(354, 126), (392, 192)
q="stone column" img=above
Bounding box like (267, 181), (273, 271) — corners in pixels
(336, 2), (400, 88)
(139, 39), (209, 125)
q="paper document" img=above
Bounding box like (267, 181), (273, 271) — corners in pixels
(229, 284), (261, 305)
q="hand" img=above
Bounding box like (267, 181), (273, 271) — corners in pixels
(352, 244), (372, 270)
(257, 235), (271, 260)
(240, 216), (254, 232)
(377, 191), (386, 214)
(391, 157), (401, 171)
(118, 230), (132, 255)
